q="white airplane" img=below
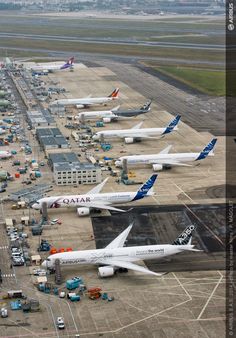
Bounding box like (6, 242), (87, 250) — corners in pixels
(0, 150), (12, 159)
(75, 100), (152, 123)
(42, 224), (201, 278)
(31, 174), (157, 216)
(50, 88), (119, 108)
(92, 115), (181, 144)
(28, 57), (74, 72)
(115, 138), (217, 171)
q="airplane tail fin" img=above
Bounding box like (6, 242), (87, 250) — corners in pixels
(66, 56), (75, 66)
(61, 57), (75, 69)
(108, 88), (119, 98)
(140, 100), (152, 111)
(172, 224), (196, 245)
(132, 174), (158, 201)
(195, 138), (217, 161)
(162, 115), (181, 135)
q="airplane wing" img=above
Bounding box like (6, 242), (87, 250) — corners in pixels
(111, 105), (120, 112)
(158, 145), (172, 154)
(97, 259), (165, 277)
(77, 201), (127, 213)
(131, 121), (143, 129)
(105, 223), (133, 249)
(87, 177), (109, 194)
(150, 160), (193, 167)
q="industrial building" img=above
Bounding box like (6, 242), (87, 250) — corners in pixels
(27, 109), (56, 128)
(48, 151), (102, 186)
(36, 127), (69, 151)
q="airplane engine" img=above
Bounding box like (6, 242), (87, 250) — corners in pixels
(152, 164), (163, 171)
(98, 266), (115, 278)
(76, 105), (84, 109)
(77, 207), (90, 216)
(103, 117), (111, 123)
(124, 137), (134, 144)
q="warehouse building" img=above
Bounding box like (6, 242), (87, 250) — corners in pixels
(27, 109), (56, 128)
(48, 152), (101, 186)
(36, 127), (69, 151)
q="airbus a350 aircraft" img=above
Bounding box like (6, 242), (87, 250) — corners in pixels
(42, 224), (200, 278)
(75, 100), (152, 123)
(115, 138), (217, 170)
(50, 88), (119, 108)
(32, 174), (157, 216)
(92, 115), (181, 144)
(28, 57), (74, 72)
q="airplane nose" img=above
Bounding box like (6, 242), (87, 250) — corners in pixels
(41, 260), (46, 267)
(92, 135), (99, 141)
(31, 203), (40, 210)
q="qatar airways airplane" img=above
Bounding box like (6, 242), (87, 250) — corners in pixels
(28, 57), (74, 72)
(32, 174), (157, 216)
(50, 88), (119, 108)
(42, 224), (201, 278)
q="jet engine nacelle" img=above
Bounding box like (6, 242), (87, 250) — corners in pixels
(98, 266), (115, 278)
(76, 105), (84, 109)
(124, 137), (134, 144)
(152, 164), (163, 171)
(103, 117), (111, 123)
(77, 207), (90, 216)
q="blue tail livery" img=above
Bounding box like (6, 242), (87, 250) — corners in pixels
(195, 138), (217, 161)
(162, 115), (181, 135)
(132, 174), (158, 201)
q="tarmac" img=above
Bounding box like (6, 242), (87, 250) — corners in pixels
(0, 61), (226, 338)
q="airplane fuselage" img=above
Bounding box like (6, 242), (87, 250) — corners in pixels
(116, 152), (203, 166)
(42, 244), (193, 268)
(94, 127), (172, 140)
(32, 191), (140, 210)
(52, 97), (117, 107)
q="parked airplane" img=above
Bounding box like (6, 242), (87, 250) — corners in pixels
(42, 223), (200, 277)
(31, 174), (158, 216)
(28, 57), (74, 72)
(75, 100), (152, 123)
(50, 88), (119, 108)
(115, 138), (217, 170)
(0, 150), (12, 159)
(92, 115), (181, 144)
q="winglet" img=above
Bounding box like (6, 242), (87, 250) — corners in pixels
(162, 115), (181, 135)
(105, 223), (134, 249)
(87, 177), (109, 195)
(172, 224), (196, 245)
(159, 145), (172, 154)
(131, 121), (143, 129)
(195, 138), (217, 161)
(132, 174), (158, 201)
(111, 105), (120, 112)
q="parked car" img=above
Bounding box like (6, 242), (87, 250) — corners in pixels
(56, 317), (65, 329)
(0, 308), (8, 318)
(0, 188), (6, 193)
